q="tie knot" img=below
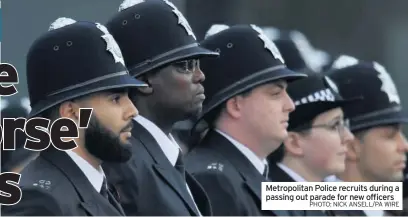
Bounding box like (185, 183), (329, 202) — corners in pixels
(176, 150), (184, 167)
(175, 151), (185, 180)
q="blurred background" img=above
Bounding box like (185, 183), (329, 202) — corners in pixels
(2, 0), (408, 108)
(2, 0), (408, 120)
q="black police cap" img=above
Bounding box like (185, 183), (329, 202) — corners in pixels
(326, 58), (408, 131)
(205, 25), (318, 73)
(195, 24), (307, 126)
(286, 72), (360, 131)
(106, 0), (218, 77)
(26, 17), (146, 118)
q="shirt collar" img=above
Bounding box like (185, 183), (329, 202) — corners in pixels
(364, 210), (384, 216)
(324, 175), (343, 182)
(277, 163), (308, 182)
(215, 129), (267, 175)
(66, 150), (105, 192)
(134, 115), (181, 166)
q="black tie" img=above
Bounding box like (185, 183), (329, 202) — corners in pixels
(263, 163), (269, 179)
(175, 150), (186, 180)
(100, 177), (109, 199)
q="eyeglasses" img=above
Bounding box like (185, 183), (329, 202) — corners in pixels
(172, 59), (200, 73)
(312, 119), (350, 142)
(295, 119), (351, 142)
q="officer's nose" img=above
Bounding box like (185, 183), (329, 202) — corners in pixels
(124, 95), (138, 120)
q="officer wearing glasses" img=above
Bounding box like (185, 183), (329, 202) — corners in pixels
(101, 0), (218, 216)
(267, 72), (357, 215)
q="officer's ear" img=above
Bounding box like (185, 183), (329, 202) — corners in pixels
(283, 132), (304, 157)
(136, 74), (154, 95)
(59, 101), (80, 122)
(59, 97), (91, 124)
(224, 96), (243, 119)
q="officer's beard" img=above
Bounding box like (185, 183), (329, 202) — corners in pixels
(84, 115), (133, 163)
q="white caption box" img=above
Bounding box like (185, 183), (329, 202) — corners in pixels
(262, 182), (402, 211)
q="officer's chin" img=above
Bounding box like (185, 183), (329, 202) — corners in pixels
(184, 105), (202, 120)
(102, 143), (133, 163)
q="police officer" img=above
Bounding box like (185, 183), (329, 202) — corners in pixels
(267, 72), (356, 216)
(102, 0), (218, 216)
(325, 56), (408, 216)
(185, 24), (307, 216)
(1, 17), (146, 216)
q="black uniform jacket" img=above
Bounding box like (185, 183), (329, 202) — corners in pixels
(1, 148), (125, 216)
(185, 129), (303, 216)
(102, 120), (212, 216)
(268, 163), (333, 216)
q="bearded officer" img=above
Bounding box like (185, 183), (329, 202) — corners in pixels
(1, 17), (146, 216)
(185, 24), (307, 216)
(102, 0), (219, 216)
